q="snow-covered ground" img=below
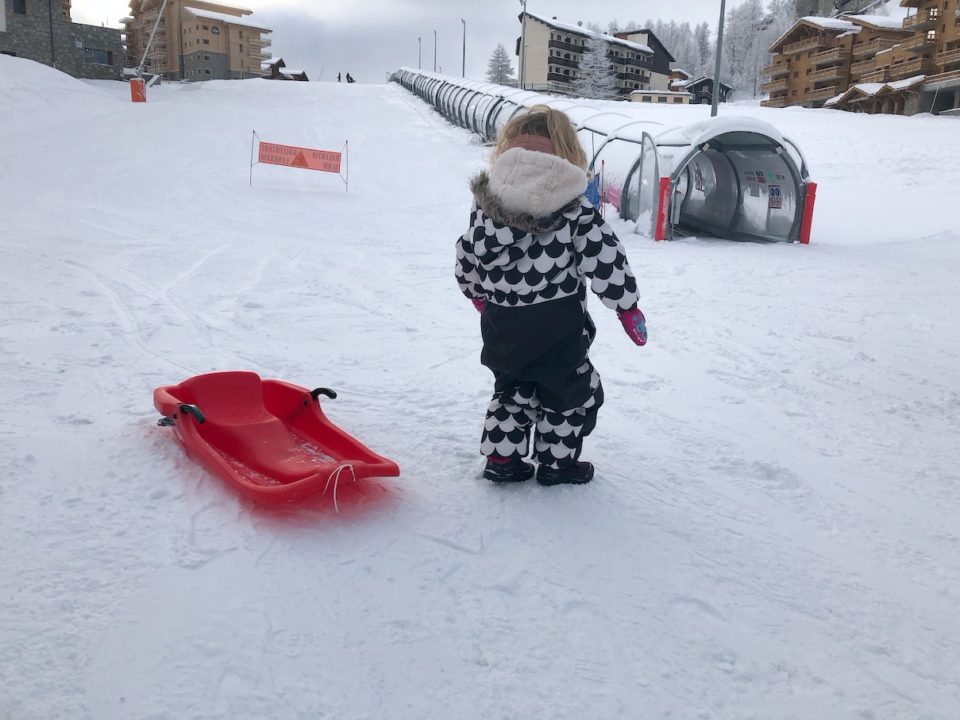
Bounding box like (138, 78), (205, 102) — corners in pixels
(2, 55), (959, 719)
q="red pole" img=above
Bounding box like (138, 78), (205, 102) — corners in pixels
(654, 177), (671, 241)
(799, 181), (817, 245)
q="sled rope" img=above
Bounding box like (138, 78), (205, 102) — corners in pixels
(324, 463), (356, 513)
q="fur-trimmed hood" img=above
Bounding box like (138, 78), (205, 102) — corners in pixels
(470, 147), (587, 234)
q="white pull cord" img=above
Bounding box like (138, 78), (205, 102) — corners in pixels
(323, 463), (356, 513)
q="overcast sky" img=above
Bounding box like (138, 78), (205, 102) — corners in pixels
(72, 0), (727, 81)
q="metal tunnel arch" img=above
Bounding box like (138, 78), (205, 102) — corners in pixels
(391, 69), (817, 243)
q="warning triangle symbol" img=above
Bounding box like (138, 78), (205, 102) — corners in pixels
(291, 151), (308, 168)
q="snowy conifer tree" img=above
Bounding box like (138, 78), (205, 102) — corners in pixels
(571, 35), (620, 100)
(486, 43), (515, 85)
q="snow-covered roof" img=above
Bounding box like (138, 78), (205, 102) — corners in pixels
(843, 14), (909, 31)
(800, 16), (858, 31)
(685, 76), (734, 91)
(654, 116), (786, 150)
(770, 16), (859, 51)
(187, 8), (271, 31)
(524, 12), (652, 55)
(671, 68), (693, 79)
(827, 74), (926, 105)
(887, 75), (925, 90)
(630, 89), (692, 96)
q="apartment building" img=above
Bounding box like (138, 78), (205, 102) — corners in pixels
(122, 0), (271, 80)
(763, 1), (960, 115)
(0, 0), (124, 79)
(516, 12), (673, 97)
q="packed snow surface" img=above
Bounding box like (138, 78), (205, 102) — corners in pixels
(1, 56), (959, 719)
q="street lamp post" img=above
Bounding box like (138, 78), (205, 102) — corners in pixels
(711, 0), (727, 118)
(418, 36), (422, 69)
(518, 0), (527, 89)
(461, 19), (466, 78)
(433, 29), (437, 72)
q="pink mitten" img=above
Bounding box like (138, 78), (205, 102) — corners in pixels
(471, 298), (485, 313)
(617, 307), (647, 346)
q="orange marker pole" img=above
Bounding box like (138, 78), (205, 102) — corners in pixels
(130, 78), (146, 103)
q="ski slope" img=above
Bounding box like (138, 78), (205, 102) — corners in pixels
(1, 55), (959, 719)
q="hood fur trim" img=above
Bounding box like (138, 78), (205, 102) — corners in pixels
(470, 148), (586, 234)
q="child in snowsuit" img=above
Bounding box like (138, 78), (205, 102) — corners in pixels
(455, 105), (647, 486)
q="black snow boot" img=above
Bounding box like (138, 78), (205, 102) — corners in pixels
(483, 457), (535, 484)
(536, 461), (594, 486)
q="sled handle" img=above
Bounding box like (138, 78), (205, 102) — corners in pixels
(310, 387), (338, 401)
(178, 403), (206, 424)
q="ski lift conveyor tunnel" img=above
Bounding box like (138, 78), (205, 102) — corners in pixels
(641, 118), (812, 243)
(392, 69), (815, 244)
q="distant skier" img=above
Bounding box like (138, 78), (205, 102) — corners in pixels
(345, 72), (355, 83)
(337, 72), (341, 82)
(455, 105), (647, 486)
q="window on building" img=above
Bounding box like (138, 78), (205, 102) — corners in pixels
(657, 96), (667, 103)
(84, 48), (113, 65)
(239, 44), (243, 52)
(13, 0), (26, 13)
(205, 69), (211, 74)
(203, 38), (209, 44)
(203, 25), (209, 30)
(641, 96), (652, 102)
(673, 97), (683, 103)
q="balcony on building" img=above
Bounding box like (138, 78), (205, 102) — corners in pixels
(762, 62), (790, 78)
(888, 57), (933, 79)
(761, 96), (788, 108)
(924, 68), (960, 89)
(903, 7), (940, 31)
(807, 85), (839, 101)
(811, 46), (850, 67)
(850, 57), (878, 77)
(861, 67), (892, 83)
(811, 65), (846, 83)
(937, 46), (960, 69)
(761, 78), (788, 93)
(851, 37), (900, 58)
(548, 38), (584, 55)
(902, 29), (937, 53)
(250, 36), (271, 48)
(783, 33), (828, 55)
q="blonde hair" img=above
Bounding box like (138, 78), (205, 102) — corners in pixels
(492, 104), (587, 169)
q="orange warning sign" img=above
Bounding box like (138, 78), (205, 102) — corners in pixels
(258, 142), (341, 173)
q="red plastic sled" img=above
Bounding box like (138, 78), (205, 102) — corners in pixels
(154, 371), (399, 505)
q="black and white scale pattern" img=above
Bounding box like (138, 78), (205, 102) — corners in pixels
(455, 198), (639, 312)
(480, 360), (604, 468)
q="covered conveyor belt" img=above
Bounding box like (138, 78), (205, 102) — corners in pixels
(392, 68), (816, 244)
